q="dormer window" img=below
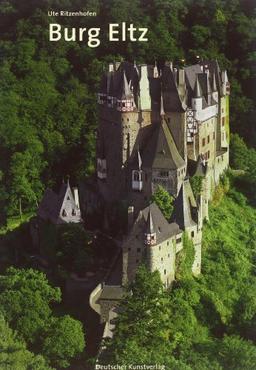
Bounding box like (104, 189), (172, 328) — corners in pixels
(72, 209), (76, 216)
(62, 209), (67, 217)
(67, 196), (70, 200)
(132, 170), (143, 191)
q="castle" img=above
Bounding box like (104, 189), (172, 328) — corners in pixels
(35, 59), (230, 333)
(89, 59), (230, 329)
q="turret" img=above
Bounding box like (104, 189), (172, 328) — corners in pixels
(206, 71), (212, 105)
(139, 65), (151, 110)
(153, 61), (159, 78)
(144, 208), (156, 246)
(221, 70), (230, 96)
(117, 71), (136, 112)
(192, 75), (203, 111)
(212, 73), (218, 102)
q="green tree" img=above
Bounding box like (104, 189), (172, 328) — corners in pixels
(151, 185), (174, 220)
(0, 268), (61, 344)
(0, 314), (52, 370)
(42, 315), (85, 368)
(217, 335), (256, 370)
(104, 266), (174, 366)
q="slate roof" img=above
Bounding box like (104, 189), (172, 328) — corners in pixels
(171, 179), (198, 229)
(162, 66), (186, 112)
(187, 156), (208, 177)
(38, 181), (81, 224)
(99, 285), (124, 301)
(134, 202), (181, 244)
(141, 119), (185, 170)
(99, 60), (224, 114)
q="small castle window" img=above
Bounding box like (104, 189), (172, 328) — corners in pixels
(128, 247), (131, 251)
(213, 132), (215, 140)
(137, 248), (141, 252)
(161, 258), (163, 262)
(202, 138), (206, 147)
(159, 246), (161, 251)
(191, 231), (195, 238)
(164, 269), (166, 275)
(158, 227), (161, 232)
(67, 196), (70, 200)
(207, 135), (210, 144)
(167, 241), (169, 246)
(176, 237), (182, 244)
(168, 254), (170, 258)
(62, 209), (67, 217)
(72, 209), (76, 216)
(136, 259), (139, 263)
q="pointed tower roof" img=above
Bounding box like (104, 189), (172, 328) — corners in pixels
(160, 92), (165, 116)
(146, 207), (155, 234)
(171, 179), (197, 229)
(194, 75), (202, 98)
(137, 149), (142, 170)
(207, 73), (212, 94)
(142, 119), (185, 170)
(153, 61), (159, 78)
(122, 71), (133, 99)
(212, 73), (217, 92)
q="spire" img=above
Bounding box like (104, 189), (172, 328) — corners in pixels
(194, 75), (202, 98)
(122, 71), (132, 98)
(137, 149), (142, 170)
(222, 70), (228, 84)
(207, 73), (212, 94)
(212, 73), (217, 92)
(153, 61), (159, 78)
(146, 207), (155, 234)
(67, 175), (70, 187)
(134, 60), (139, 75)
(160, 92), (165, 116)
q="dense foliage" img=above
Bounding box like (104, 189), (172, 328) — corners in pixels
(151, 184), (174, 220)
(103, 185), (256, 369)
(230, 134), (256, 204)
(0, 0), (255, 222)
(0, 267), (85, 368)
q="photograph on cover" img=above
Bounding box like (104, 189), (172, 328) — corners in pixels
(0, 0), (255, 369)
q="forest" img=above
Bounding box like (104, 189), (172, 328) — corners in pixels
(0, 0), (255, 369)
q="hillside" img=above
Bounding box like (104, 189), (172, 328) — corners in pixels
(101, 183), (256, 369)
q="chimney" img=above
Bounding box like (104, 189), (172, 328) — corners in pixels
(73, 187), (80, 209)
(108, 63), (114, 72)
(127, 206), (134, 231)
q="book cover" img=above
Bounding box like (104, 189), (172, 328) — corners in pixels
(0, 1), (255, 369)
